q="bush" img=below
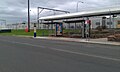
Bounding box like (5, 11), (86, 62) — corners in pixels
(96, 26), (102, 31)
(96, 26), (107, 31)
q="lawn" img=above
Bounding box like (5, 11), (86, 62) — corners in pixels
(0, 29), (81, 36)
(0, 29), (55, 36)
(1, 27), (120, 37)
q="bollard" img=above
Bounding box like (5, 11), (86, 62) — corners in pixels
(42, 32), (44, 36)
(34, 23), (36, 38)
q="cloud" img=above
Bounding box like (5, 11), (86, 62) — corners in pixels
(0, 0), (120, 24)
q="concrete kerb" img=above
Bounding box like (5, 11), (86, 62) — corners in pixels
(15, 35), (120, 46)
(34, 37), (120, 46)
(12, 35), (33, 38)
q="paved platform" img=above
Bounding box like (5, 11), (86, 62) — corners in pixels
(34, 37), (120, 46)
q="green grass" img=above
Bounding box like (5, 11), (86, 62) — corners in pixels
(63, 29), (81, 34)
(1, 28), (120, 36)
(0, 29), (55, 36)
(0, 29), (81, 36)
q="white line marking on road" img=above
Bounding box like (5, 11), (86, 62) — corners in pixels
(1, 39), (120, 62)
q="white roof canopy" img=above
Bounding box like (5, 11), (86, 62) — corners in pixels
(39, 7), (120, 20)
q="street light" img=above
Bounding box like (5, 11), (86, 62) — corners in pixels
(76, 1), (84, 12)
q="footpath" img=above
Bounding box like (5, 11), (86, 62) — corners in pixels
(17, 35), (120, 46)
(36, 36), (120, 46)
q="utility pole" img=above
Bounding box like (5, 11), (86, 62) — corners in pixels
(28, 0), (30, 32)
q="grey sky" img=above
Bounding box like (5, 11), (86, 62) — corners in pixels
(0, 0), (120, 24)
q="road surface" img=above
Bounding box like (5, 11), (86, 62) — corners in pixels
(0, 36), (120, 72)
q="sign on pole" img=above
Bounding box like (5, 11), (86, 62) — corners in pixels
(85, 19), (91, 39)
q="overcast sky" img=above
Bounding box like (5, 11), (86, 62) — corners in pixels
(0, 0), (120, 24)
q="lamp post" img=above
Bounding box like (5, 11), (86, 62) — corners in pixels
(76, 1), (84, 12)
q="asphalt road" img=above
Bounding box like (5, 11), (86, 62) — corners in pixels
(0, 36), (120, 72)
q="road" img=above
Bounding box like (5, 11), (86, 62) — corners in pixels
(0, 36), (120, 72)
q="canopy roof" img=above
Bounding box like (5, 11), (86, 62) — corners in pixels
(39, 7), (120, 20)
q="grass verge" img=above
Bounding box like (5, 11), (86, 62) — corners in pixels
(0, 29), (55, 36)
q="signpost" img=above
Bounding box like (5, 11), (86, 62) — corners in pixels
(85, 18), (91, 40)
(81, 21), (85, 38)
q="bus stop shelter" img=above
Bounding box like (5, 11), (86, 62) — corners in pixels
(42, 21), (63, 36)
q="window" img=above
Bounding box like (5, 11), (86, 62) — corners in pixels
(96, 22), (100, 25)
(107, 22), (112, 25)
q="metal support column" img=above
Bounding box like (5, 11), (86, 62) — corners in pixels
(55, 24), (57, 36)
(37, 7), (39, 29)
